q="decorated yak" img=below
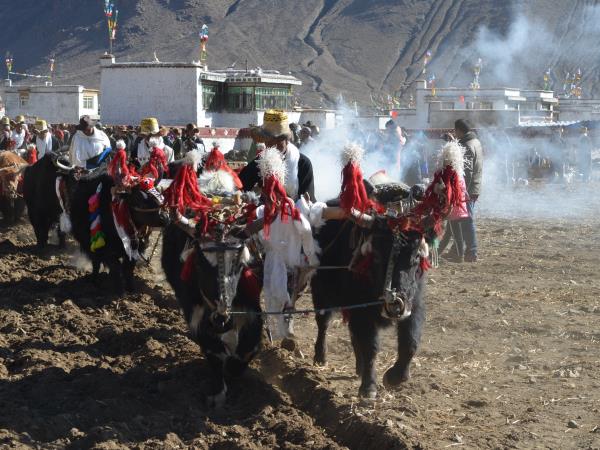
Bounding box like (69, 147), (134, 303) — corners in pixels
(0, 151), (29, 224)
(161, 151), (264, 407)
(311, 142), (465, 399)
(66, 143), (170, 292)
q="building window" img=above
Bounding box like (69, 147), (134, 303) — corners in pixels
(19, 94), (29, 107)
(83, 96), (95, 109)
(227, 86), (254, 111)
(255, 87), (292, 110)
(479, 101), (493, 110)
(202, 84), (218, 111)
(440, 102), (455, 110)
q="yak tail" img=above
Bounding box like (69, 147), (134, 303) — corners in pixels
(60, 212), (72, 234)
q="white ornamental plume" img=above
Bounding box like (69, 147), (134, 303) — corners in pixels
(341, 142), (365, 167)
(182, 148), (204, 172)
(439, 141), (464, 177)
(257, 147), (286, 183)
(116, 139), (126, 150)
(148, 136), (162, 148)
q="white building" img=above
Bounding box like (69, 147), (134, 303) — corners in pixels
(0, 79), (98, 124)
(392, 81), (558, 129)
(557, 98), (600, 122)
(100, 55), (302, 127)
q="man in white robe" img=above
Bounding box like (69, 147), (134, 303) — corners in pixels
(69, 116), (111, 168)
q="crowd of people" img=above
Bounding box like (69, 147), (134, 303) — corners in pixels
(0, 111), (488, 263)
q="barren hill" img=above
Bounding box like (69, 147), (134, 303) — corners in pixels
(1, 0), (599, 108)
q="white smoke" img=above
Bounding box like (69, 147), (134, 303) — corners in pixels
(467, 5), (600, 92)
(300, 104), (402, 201)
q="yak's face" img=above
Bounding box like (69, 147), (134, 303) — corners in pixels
(195, 225), (251, 329)
(127, 188), (170, 228)
(369, 222), (425, 321)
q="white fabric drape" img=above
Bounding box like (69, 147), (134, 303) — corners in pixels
(257, 196), (327, 338)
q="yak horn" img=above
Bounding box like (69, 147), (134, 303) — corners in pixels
(349, 208), (374, 228)
(55, 160), (74, 171)
(321, 207), (347, 221)
(321, 206), (374, 228)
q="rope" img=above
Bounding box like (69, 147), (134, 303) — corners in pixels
(228, 299), (384, 317)
(142, 229), (163, 266)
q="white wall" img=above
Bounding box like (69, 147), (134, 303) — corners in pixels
(1, 86), (95, 123)
(297, 111), (336, 129)
(101, 66), (201, 125)
(206, 110), (301, 129)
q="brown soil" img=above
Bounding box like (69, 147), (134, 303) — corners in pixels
(1, 208), (599, 449)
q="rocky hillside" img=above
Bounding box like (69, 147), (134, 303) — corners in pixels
(1, 0), (599, 107)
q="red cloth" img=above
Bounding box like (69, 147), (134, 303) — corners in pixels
(205, 147), (243, 189)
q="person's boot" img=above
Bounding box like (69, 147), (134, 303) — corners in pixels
(464, 253), (478, 263)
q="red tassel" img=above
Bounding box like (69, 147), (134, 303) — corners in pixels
(27, 146), (37, 165)
(180, 250), (196, 282)
(108, 148), (130, 185)
(420, 256), (431, 273)
(412, 165), (464, 240)
(205, 147), (243, 189)
(261, 175), (300, 238)
(238, 268), (262, 308)
(340, 162), (380, 214)
(141, 147), (169, 179)
(351, 252), (374, 279)
(164, 165), (212, 234)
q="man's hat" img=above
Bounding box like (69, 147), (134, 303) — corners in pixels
(34, 119), (48, 132)
(14, 115), (25, 124)
(251, 110), (291, 142)
(0, 117), (10, 126)
(77, 115), (97, 131)
(140, 117), (160, 135)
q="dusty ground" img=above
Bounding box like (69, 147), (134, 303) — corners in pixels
(1, 184), (600, 449)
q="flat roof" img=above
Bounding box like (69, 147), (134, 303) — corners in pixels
(2, 84), (97, 92)
(103, 61), (302, 85)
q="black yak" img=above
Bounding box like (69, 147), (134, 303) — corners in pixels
(311, 207), (428, 399)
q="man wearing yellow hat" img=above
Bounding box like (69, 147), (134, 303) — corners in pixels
(34, 119), (60, 159)
(239, 109), (314, 201)
(131, 117), (175, 167)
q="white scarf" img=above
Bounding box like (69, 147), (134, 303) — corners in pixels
(70, 129), (111, 167)
(137, 138), (175, 165)
(11, 129), (26, 148)
(284, 143), (300, 199)
(36, 133), (53, 159)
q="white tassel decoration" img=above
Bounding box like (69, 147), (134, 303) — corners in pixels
(439, 141), (465, 177)
(341, 143), (365, 167)
(257, 147), (286, 183)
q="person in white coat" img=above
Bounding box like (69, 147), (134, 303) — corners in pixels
(69, 116), (111, 169)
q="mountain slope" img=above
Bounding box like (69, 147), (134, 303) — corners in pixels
(1, 0), (599, 108)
